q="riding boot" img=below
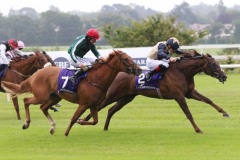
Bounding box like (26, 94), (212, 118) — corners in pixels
(69, 69), (84, 84)
(159, 64), (167, 73)
(146, 65), (167, 81)
(146, 70), (156, 81)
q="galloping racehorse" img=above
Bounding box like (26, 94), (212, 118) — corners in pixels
(1, 50), (142, 136)
(84, 50), (228, 133)
(0, 51), (51, 120)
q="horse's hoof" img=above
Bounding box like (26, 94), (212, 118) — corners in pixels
(22, 124), (28, 130)
(50, 128), (55, 135)
(77, 119), (84, 125)
(196, 130), (203, 134)
(223, 113), (230, 117)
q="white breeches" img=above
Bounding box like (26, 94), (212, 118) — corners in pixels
(69, 56), (96, 68)
(146, 58), (169, 70)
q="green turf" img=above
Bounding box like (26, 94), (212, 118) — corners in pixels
(0, 73), (239, 160)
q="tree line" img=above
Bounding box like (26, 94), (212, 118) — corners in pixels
(0, 1), (239, 47)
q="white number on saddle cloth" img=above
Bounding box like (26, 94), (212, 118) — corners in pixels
(138, 73), (145, 84)
(61, 76), (69, 89)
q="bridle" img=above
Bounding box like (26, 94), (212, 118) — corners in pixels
(202, 56), (224, 79)
(180, 55), (224, 80)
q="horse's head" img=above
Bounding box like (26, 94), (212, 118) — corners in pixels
(202, 54), (227, 83)
(110, 50), (142, 75)
(41, 51), (57, 67)
(34, 51), (52, 68)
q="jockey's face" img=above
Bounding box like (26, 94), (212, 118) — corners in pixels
(89, 38), (97, 44)
(10, 46), (17, 51)
(167, 45), (175, 53)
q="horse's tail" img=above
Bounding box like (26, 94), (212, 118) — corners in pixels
(1, 79), (31, 95)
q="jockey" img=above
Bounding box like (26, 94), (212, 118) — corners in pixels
(68, 28), (103, 85)
(18, 40), (25, 50)
(146, 37), (183, 81)
(16, 40), (29, 57)
(5, 41), (28, 61)
(0, 38), (19, 65)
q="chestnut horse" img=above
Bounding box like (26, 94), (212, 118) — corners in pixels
(1, 50), (142, 136)
(0, 51), (51, 120)
(84, 50), (228, 133)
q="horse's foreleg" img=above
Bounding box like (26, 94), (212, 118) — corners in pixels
(188, 89), (229, 117)
(65, 105), (87, 136)
(175, 96), (203, 133)
(40, 102), (56, 135)
(104, 95), (136, 131)
(41, 94), (62, 134)
(78, 107), (98, 125)
(83, 97), (115, 121)
(11, 95), (21, 120)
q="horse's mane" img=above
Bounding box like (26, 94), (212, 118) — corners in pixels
(92, 50), (122, 68)
(10, 54), (35, 66)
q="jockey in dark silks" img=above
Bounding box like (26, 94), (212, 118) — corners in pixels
(146, 37), (184, 81)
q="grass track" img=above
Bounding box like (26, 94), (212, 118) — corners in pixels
(0, 73), (240, 160)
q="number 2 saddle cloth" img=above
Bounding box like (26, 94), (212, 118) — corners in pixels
(135, 70), (164, 90)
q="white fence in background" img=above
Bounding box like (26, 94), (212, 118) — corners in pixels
(6, 44), (240, 102)
(35, 44), (240, 69)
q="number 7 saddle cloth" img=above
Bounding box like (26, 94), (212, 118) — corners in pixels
(58, 68), (87, 93)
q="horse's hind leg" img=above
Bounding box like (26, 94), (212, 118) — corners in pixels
(188, 89), (229, 117)
(84, 96), (117, 121)
(175, 96), (202, 133)
(77, 107), (98, 125)
(104, 95), (136, 131)
(11, 95), (21, 120)
(22, 97), (42, 130)
(65, 105), (88, 136)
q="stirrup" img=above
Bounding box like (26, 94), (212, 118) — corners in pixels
(146, 73), (152, 81)
(69, 76), (76, 84)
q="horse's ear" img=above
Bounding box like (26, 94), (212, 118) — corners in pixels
(206, 53), (212, 57)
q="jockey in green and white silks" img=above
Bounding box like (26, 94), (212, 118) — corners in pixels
(68, 28), (102, 85)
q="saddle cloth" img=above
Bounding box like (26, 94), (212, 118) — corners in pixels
(135, 71), (164, 90)
(58, 68), (87, 93)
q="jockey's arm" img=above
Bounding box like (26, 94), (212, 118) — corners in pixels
(13, 50), (29, 57)
(0, 44), (10, 64)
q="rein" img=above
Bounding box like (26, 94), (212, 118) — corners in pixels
(11, 69), (31, 78)
(9, 55), (43, 79)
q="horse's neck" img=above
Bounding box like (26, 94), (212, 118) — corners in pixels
(90, 59), (121, 91)
(11, 56), (37, 75)
(175, 58), (206, 76)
